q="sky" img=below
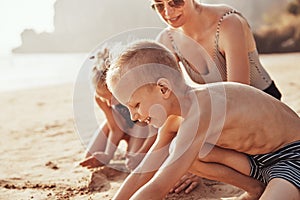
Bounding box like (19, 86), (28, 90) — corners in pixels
(0, 0), (56, 55)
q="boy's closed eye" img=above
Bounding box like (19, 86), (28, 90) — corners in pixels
(129, 102), (140, 109)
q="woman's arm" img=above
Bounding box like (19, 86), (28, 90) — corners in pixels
(218, 14), (252, 84)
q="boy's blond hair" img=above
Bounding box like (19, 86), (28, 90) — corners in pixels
(107, 39), (184, 94)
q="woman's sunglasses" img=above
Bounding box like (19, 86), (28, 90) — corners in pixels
(151, 0), (185, 13)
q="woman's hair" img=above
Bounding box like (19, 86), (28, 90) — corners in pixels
(91, 45), (110, 87)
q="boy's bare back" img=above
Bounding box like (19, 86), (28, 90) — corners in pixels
(190, 82), (300, 155)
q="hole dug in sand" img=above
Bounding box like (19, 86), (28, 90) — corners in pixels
(88, 165), (128, 193)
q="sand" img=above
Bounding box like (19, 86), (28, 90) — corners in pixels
(0, 53), (299, 200)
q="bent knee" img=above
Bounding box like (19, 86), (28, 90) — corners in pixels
(261, 178), (300, 200)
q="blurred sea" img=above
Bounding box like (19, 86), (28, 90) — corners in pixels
(1, 52), (299, 93)
(0, 53), (88, 92)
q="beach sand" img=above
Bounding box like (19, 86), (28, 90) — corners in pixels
(0, 53), (299, 200)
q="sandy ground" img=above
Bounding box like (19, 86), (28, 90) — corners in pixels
(0, 53), (299, 200)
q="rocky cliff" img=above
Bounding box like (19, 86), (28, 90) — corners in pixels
(13, 0), (288, 53)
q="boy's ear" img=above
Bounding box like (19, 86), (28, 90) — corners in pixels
(157, 78), (172, 99)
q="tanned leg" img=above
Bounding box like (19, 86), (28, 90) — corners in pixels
(189, 144), (265, 200)
(259, 178), (299, 200)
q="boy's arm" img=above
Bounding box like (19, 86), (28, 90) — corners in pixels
(135, 126), (158, 154)
(113, 132), (172, 200)
(95, 96), (125, 160)
(125, 132), (157, 171)
(113, 117), (178, 200)
(80, 126), (123, 168)
(95, 96), (120, 131)
(130, 114), (206, 200)
(85, 121), (110, 158)
(80, 122), (110, 168)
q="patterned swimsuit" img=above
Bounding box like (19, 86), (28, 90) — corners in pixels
(248, 140), (300, 188)
(167, 10), (282, 100)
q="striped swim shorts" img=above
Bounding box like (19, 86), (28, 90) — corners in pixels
(248, 140), (300, 189)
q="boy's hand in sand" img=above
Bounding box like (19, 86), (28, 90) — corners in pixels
(80, 152), (111, 169)
(125, 153), (145, 171)
(169, 172), (201, 194)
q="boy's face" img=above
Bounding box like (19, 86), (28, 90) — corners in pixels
(96, 83), (113, 106)
(124, 84), (168, 128)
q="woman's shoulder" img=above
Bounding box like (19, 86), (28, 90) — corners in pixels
(156, 28), (169, 43)
(203, 3), (248, 34)
(156, 28), (186, 51)
(202, 4), (242, 28)
(156, 28), (180, 41)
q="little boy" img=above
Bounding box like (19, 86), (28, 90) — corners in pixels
(79, 46), (157, 171)
(80, 45), (202, 194)
(106, 40), (300, 200)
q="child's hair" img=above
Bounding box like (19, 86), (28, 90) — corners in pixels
(91, 45), (110, 87)
(107, 39), (183, 92)
(114, 39), (179, 71)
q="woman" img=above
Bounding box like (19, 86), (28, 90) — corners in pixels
(151, 0), (282, 100)
(148, 0), (282, 195)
